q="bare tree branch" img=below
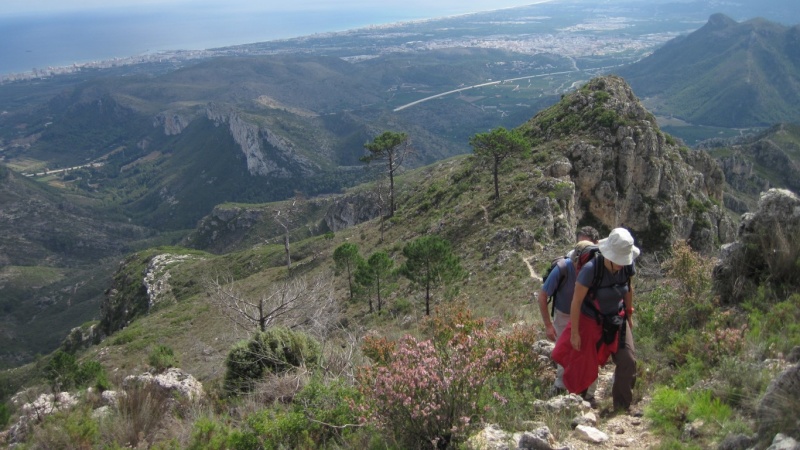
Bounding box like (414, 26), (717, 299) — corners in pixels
(204, 271), (339, 337)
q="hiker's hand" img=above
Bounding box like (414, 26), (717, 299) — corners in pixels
(570, 332), (581, 351)
(546, 323), (557, 341)
(627, 316), (634, 330)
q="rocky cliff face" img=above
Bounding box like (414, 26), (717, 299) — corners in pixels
(205, 103), (318, 178)
(521, 75), (736, 252)
(99, 251), (203, 336)
(323, 191), (384, 232)
(701, 124), (800, 214)
(153, 110), (193, 135)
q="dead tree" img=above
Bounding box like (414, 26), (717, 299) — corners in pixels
(205, 272), (339, 336)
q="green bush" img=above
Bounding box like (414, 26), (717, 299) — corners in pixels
(646, 387), (691, 436)
(79, 360), (111, 391)
(149, 344), (178, 373)
(0, 402), (10, 429)
(188, 416), (241, 450)
(292, 377), (362, 445)
(248, 409), (312, 450)
(391, 297), (413, 316)
(31, 406), (99, 449)
(746, 295), (800, 357)
(223, 327), (322, 393)
(43, 351), (109, 392)
(689, 390), (732, 426)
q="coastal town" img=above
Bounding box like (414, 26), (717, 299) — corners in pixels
(2, 17), (677, 84)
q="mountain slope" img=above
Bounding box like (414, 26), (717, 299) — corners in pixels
(700, 123), (800, 213)
(0, 164), (157, 368)
(618, 14), (800, 127)
(92, 75), (738, 347)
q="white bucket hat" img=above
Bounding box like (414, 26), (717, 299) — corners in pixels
(597, 228), (640, 266)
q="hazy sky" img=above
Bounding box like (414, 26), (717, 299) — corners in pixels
(1, 0), (551, 17)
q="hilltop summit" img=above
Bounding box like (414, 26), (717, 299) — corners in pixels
(520, 75), (735, 252)
(618, 14), (800, 127)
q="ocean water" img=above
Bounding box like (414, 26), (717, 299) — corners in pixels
(0, 8), (420, 75)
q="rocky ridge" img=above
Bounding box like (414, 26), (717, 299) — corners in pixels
(520, 75), (736, 253)
(205, 103), (318, 178)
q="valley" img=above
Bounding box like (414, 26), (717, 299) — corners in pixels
(0, 0), (798, 370)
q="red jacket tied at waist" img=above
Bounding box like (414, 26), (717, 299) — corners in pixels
(551, 313), (620, 394)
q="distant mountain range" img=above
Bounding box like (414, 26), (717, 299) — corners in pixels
(618, 13), (800, 128)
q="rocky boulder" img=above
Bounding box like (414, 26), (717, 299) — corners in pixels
(3, 392), (79, 444)
(713, 188), (800, 303)
(124, 368), (205, 403)
(756, 363), (800, 446)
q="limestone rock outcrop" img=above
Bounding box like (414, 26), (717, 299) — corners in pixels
(323, 191), (383, 232)
(153, 110), (193, 135)
(123, 368), (205, 402)
(756, 363), (800, 446)
(99, 251), (202, 335)
(2, 392), (78, 444)
(521, 75), (736, 253)
(713, 188), (800, 303)
(205, 103), (318, 178)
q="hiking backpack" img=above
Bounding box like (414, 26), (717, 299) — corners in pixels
(542, 244), (602, 317)
(575, 244), (601, 274)
(542, 257), (568, 317)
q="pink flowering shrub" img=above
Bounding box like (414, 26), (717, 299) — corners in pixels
(357, 305), (509, 449)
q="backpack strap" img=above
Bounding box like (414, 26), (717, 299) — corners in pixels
(549, 257), (568, 317)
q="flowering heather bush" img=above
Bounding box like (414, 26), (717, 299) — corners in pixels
(358, 331), (505, 449)
(498, 324), (545, 387)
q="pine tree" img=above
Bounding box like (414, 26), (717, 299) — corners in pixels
(400, 235), (465, 315)
(469, 127), (529, 201)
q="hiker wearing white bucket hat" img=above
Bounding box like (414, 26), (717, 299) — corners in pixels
(552, 227), (640, 413)
(597, 228), (640, 266)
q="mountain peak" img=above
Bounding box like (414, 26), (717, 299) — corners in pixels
(520, 76), (735, 252)
(706, 13), (737, 29)
(522, 75), (654, 141)
(619, 14), (800, 128)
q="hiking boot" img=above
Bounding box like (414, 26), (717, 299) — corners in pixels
(549, 386), (567, 397)
(579, 389), (597, 408)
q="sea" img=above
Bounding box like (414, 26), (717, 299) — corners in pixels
(0, 7), (426, 76)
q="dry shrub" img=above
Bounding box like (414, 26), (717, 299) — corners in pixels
(749, 220), (800, 288)
(663, 240), (714, 299)
(100, 382), (172, 448)
(249, 370), (310, 406)
(718, 219), (800, 304)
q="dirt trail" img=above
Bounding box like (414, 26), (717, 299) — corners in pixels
(522, 255), (541, 282)
(556, 371), (660, 449)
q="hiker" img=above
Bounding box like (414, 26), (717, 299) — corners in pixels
(537, 226), (599, 397)
(551, 227), (640, 412)
(566, 226), (600, 259)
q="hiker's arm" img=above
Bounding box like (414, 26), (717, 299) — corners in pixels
(570, 282), (589, 351)
(537, 290), (557, 341)
(625, 278), (634, 329)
